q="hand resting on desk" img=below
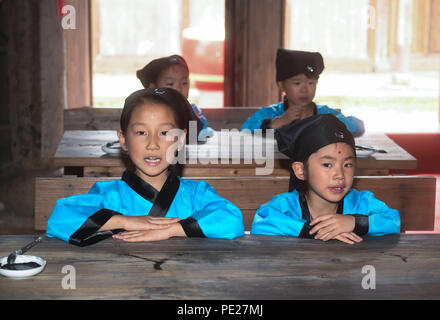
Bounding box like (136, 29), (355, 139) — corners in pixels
(309, 214), (362, 245)
(99, 215), (186, 242)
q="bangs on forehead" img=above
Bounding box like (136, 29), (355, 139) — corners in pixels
(121, 93), (182, 133)
(134, 96), (181, 125)
(120, 88), (203, 143)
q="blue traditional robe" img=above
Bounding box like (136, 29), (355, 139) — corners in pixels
(191, 103), (214, 139)
(47, 171), (245, 246)
(241, 101), (365, 137)
(251, 189), (400, 237)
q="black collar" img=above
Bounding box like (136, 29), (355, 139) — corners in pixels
(122, 170), (180, 217)
(299, 192), (344, 222)
(122, 170), (159, 202)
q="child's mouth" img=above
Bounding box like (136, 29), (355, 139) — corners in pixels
(329, 186), (345, 194)
(144, 156), (161, 166)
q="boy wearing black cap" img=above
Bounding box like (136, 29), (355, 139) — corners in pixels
(241, 49), (365, 137)
(250, 114), (399, 244)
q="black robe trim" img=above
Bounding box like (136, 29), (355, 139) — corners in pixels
(179, 217), (206, 238)
(298, 192), (344, 239)
(122, 170), (159, 204)
(144, 171), (180, 217)
(68, 170), (204, 246)
(260, 118), (273, 130)
(260, 99), (318, 131)
(350, 214), (369, 236)
(124, 170), (204, 237)
(69, 209), (124, 247)
(283, 98), (318, 115)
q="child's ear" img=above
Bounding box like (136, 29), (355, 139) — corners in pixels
(276, 81), (285, 93)
(117, 129), (128, 152)
(291, 162), (306, 181)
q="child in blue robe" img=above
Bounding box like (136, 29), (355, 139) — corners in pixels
(251, 114), (399, 244)
(137, 54), (214, 140)
(47, 88), (244, 246)
(241, 49), (365, 137)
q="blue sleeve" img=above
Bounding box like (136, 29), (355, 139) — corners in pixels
(241, 106), (282, 132)
(191, 104), (208, 127)
(190, 181), (245, 239)
(317, 105), (365, 136)
(46, 182), (120, 243)
(250, 193), (306, 237)
(345, 190), (401, 236)
(191, 103), (215, 139)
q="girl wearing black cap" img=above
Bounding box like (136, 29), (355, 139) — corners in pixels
(137, 54), (214, 139)
(250, 114), (400, 244)
(46, 88), (244, 246)
(241, 49), (365, 137)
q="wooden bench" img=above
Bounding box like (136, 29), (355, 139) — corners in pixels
(35, 175), (436, 232)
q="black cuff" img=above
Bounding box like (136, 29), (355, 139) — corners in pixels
(350, 214), (369, 236)
(179, 217), (205, 238)
(260, 118), (273, 130)
(69, 209), (123, 247)
(298, 222), (315, 239)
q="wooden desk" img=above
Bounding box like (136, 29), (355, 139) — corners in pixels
(1, 234), (439, 299)
(53, 130), (417, 177)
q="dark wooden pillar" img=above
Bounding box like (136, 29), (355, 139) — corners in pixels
(225, 0), (285, 107)
(7, 0), (66, 167)
(0, 0), (9, 166)
(8, 0), (44, 167)
(6, 0), (93, 167)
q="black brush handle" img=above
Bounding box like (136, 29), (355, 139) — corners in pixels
(17, 236), (43, 255)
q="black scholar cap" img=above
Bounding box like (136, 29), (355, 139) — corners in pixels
(276, 48), (324, 82)
(275, 114), (355, 192)
(275, 114), (355, 162)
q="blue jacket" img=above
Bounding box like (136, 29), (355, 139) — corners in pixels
(191, 103), (214, 139)
(241, 101), (365, 136)
(47, 171), (245, 246)
(251, 189), (400, 237)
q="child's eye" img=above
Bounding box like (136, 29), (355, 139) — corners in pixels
(322, 163), (332, 168)
(136, 131), (147, 136)
(344, 162), (354, 168)
(159, 130), (169, 137)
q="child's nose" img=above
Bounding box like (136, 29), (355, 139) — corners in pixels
(333, 166), (344, 179)
(146, 135), (160, 150)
